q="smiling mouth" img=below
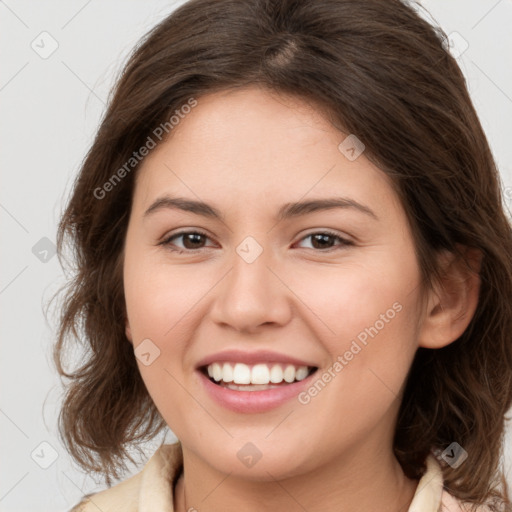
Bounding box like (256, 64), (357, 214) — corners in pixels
(199, 362), (318, 391)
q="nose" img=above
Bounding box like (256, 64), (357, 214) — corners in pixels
(208, 243), (293, 333)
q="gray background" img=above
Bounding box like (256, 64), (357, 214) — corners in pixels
(1, 1), (511, 510)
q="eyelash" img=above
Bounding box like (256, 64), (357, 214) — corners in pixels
(159, 229), (353, 254)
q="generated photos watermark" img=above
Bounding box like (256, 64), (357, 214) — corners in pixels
(298, 301), (403, 405)
(93, 97), (198, 200)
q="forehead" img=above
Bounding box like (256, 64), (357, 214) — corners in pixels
(133, 86), (398, 219)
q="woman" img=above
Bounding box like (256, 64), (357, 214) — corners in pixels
(54, 0), (512, 510)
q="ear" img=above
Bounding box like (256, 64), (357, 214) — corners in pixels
(418, 246), (482, 349)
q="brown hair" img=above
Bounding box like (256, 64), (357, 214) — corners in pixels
(53, 0), (512, 508)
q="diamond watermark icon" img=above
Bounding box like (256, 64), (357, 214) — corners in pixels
(236, 236), (263, 264)
(443, 32), (469, 59)
(31, 441), (59, 469)
(237, 442), (262, 468)
(31, 31), (59, 59)
(440, 442), (468, 469)
(338, 134), (365, 161)
(32, 237), (57, 263)
(134, 338), (161, 366)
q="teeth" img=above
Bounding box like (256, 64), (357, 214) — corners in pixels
(251, 364), (269, 384)
(233, 363), (251, 384)
(225, 383), (282, 391)
(205, 362), (312, 385)
(221, 362), (234, 382)
(269, 365), (283, 383)
(283, 365), (295, 383)
(295, 366), (309, 380)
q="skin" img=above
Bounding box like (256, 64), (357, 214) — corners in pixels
(123, 86), (480, 512)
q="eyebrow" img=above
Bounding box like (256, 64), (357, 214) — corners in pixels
(143, 195), (378, 221)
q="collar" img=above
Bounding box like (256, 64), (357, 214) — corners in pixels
(139, 442), (445, 512)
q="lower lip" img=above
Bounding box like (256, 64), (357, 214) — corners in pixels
(196, 369), (317, 413)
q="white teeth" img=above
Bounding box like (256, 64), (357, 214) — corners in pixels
(251, 364), (270, 384)
(222, 362), (234, 382)
(283, 365), (295, 383)
(225, 383), (281, 391)
(295, 366), (309, 381)
(212, 362), (222, 382)
(204, 362), (312, 385)
(233, 363), (251, 384)
(269, 364), (283, 383)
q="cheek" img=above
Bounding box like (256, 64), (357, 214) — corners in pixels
(291, 252), (419, 343)
(123, 254), (203, 422)
(123, 252), (218, 407)
(289, 266), (419, 457)
(124, 251), (206, 343)
(291, 252), (420, 398)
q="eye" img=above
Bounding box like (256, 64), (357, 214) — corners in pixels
(159, 230), (214, 253)
(159, 229), (353, 254)
(295, 231), (353, 251)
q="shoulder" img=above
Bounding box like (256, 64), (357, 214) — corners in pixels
(410, 454), (499, 512)
(68, 471), (143, 512)
(68, 442), (183, 512)
(441, 490), (496, 512)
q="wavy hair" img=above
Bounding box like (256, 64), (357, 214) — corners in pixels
(53, 0), (512, 508)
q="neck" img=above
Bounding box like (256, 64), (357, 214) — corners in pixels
(173, 442), (418, 512)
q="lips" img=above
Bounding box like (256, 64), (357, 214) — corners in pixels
(194, 349), (320, 413)
(197, 365), (319, 413)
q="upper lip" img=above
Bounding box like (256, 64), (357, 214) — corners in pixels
(195, 349), (318, 369)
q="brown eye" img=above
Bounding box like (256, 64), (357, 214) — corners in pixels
(310, 233), (337, 249)
(180, 233), (207, 249)
(160, 230), (213, 253)
(296, 231), (352, 251)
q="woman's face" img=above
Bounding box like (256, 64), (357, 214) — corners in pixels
(123, 86), (425, 479)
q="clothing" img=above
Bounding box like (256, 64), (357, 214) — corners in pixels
(69, 442), (485, 511)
